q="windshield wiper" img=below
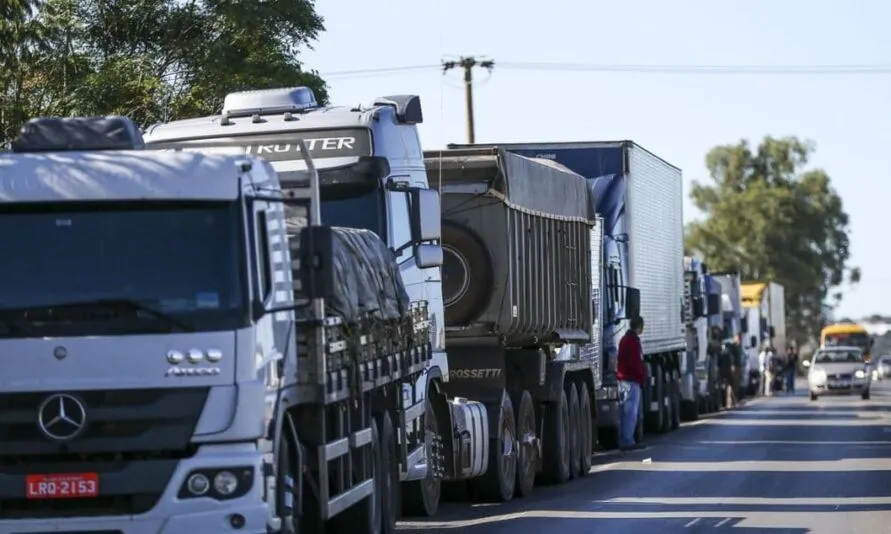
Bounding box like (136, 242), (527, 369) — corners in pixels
(0, 298), (194, 332)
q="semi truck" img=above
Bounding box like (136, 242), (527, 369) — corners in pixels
(681, 256), (718, 419)
(712, 271), (746, 394)
(0, 115), (434, 533)
(449, 141), (686, 446)
(741, 281), (787, 356)
(423, 146), (608, 500)
(144, 87), (616, 519)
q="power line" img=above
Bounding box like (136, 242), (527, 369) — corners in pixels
(321, 61), (891, 78)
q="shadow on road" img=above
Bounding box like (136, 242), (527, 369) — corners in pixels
(398, 383), (891, 533)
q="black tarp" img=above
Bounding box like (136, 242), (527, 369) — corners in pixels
(285, 205), (409, 323)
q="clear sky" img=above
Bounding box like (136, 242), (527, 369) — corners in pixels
(301, 0), (890, 320)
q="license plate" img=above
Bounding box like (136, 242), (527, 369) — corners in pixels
(25, 473), (99, 499)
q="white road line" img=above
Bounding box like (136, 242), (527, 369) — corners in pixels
(684, 517), (702, 527)
(714, 517), (731, 527)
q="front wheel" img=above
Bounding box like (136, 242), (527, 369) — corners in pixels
(810, 392), (818, 401)
(862, 389), (871, 401)
(402, 396), (441, 517)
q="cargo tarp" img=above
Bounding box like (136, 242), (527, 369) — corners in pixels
(285, 204), (409, 323)
(495, 150), (592, 220)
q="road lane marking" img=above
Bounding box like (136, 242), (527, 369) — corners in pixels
(684, 517), (701, 527)
(714, 517), (731, 527)
(598, 497), (891, 505)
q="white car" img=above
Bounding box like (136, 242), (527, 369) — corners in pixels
(804, 346), (872, 401)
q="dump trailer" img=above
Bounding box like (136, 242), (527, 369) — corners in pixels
(0, 115), (430, 534)
(424, 147), (608, 501)
(448, 141), (686, 445)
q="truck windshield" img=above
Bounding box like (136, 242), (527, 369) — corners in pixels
(0, 201), (247, 337)
(320, 185), (386, 237)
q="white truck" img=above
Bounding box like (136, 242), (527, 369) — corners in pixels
(448, 141), (687, 444)
(0, 115), (434, 533)
(741, 282), (787, 356)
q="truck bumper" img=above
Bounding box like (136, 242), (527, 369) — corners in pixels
(0, 443), (270, 534)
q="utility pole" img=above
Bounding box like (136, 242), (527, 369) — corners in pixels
(442, 57), (494, 144)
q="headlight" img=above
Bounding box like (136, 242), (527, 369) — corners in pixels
(811, 369), (827, 381)
(855, 369), (867, 379)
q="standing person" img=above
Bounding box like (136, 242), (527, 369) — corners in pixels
(732, 333), (744, 400)
(718, 341), (735, 408)
(785, 346), (798, 394)
(762, 345), (776, 397)
(617, 316), (646, 451)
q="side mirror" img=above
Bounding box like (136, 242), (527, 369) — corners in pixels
(625, 287), (641, 319)
(707, 294), (721, 316)
(749, 335), (758, 349)
(691, 297), (704, 318)
(870, 337), (875, 347)
(802, 359), (811, 368)
(769, 326), (776, 338)
(414, 243), (442, 269)
(740, 321), (748, 333)
(409, 188), (441, 242)
(298, 225), (336, 300)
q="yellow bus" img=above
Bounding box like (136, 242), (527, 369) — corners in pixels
(820, 323), (874, 361)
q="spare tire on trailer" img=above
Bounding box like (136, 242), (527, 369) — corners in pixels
(441, 220), (494, 327)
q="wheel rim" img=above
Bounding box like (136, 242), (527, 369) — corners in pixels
(518, 400), (536, 486)
(442, 245), (471, 307)
(501, 416), (516, 483)
(561, 401), (570, 471)
(421, 402), (441, 505)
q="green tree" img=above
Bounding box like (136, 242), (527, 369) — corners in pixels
(685, 136), (859, 344)
(1, 0), (328, 144)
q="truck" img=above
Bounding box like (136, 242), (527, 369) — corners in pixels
(680, 256), (722, 419)
(741, 281), (787, 357)
(423, 146), (607, 500)
(144, 88), (453, 520)
(712, 271), (746, 393)
(448, 141), (686, 447)
(0, 115), (434, 533)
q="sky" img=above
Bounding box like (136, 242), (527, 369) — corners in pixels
(300, 0), (891, 320)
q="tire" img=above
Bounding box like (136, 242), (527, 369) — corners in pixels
(441, 220), (494, 326)
(680, 400), (699, 422)
(577, 382), (594, 476)
(401, 396), (441, 517)
(511, 390), (537, 498)
(670, 379), (681, 430)
(540, 388), (571, 484)
(599, 425), (618, 450)
(810, 392), (818, 401)
(645, 365), (665, 434)
(379, 413), (398, 534)
(567, 384), (582, 479)
(469, 391), (516, 502)
(862, 390), (871, 400)
(277, 413), (312, 534)
(332, 418), (381, 534)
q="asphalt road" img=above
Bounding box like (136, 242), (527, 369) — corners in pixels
(399, 378), (891, 534)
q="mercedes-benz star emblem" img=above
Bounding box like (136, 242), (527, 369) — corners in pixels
(37, 393), (87, 441)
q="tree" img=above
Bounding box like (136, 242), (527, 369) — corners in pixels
(1, 0), (328, 145)
(685, 136), (859, 344)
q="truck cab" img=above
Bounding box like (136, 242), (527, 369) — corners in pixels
(144, 86), (448, 515)
(0, 116), (288, 533)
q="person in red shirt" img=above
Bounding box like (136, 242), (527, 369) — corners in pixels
(617, 316), (646, 450)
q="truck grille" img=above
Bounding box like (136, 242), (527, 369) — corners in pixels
(0, 387), (208, 519)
